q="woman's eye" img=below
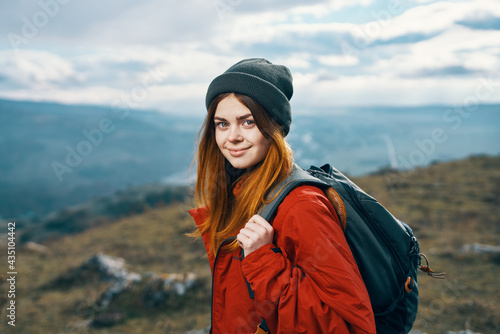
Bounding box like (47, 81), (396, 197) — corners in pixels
(216, 121), (228, 128)
(243, 119), (255, 126)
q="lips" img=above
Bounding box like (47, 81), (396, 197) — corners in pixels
(227, 147), (250, 157)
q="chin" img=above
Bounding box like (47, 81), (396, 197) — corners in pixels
(226, 157), (257, 170)
(229, 161), (250, 169)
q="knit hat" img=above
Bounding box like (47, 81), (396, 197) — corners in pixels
(205, 58), (293, 136)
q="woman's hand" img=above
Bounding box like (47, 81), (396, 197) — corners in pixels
(237, 214), (274, 257)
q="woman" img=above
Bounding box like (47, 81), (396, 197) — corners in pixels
(189, 58), (376, 334)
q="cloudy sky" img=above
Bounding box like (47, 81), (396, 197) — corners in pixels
(1, 0), (499, 115)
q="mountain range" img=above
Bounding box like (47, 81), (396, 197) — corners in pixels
(1, 99), (498, 220)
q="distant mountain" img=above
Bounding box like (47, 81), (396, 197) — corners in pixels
(0, 99), (201, 219)
(288, 104), (500, 175)
(1, 99), (499, 219)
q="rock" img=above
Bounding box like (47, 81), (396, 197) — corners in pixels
(48, 253), (142, 289)
(184, 326), (210, 334)
(85, 253), (142, 283)
(143, 272), (199, 308)
(460, 243), (500, 254)
(46, 253), (206, 328)
(84, 253), (142, 309)
(46, 253), (142, 311)
(23, 241), (49, 254)
(163, 272), (197, 295)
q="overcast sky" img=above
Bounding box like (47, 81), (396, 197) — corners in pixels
(1, 0), (499, 115)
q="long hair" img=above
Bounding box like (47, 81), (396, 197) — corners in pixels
(192, 92), (293, 256)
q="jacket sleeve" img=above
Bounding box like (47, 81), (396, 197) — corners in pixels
(241, 186), (376, 334)
(188, 207), (215, 271)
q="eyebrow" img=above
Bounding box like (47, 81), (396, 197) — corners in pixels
(214, 113), (253, 122)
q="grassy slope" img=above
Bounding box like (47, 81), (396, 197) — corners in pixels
(2, 155), (499, 333)
(355, 155), (500, 333)
(3, 204), (211, 334)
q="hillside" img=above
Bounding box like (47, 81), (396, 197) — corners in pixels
(0, 99), (201, 220)
(356, 155), (500, 333)
(1, 155), (499, 333)
(16, 182), (190, 244)
(1, 204), (211, 334)
(1, 98), (499, 220)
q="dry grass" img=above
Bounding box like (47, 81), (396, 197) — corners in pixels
(2, 203), (211, 334)
(2, 155), (499, 333)
(354, 155), (500, 333)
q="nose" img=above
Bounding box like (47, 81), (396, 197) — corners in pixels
(228, 125), (243, 142)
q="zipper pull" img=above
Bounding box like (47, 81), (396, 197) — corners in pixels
(419, 253), (446, 279)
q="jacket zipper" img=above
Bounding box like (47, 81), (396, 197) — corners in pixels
(210, 236), (236, 333)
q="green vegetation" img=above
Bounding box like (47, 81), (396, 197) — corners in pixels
(1, 155), (499, 333)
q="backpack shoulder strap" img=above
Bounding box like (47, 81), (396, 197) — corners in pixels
(253, 164), (326, 334)
(258, 163), (328, 222)
(252, 164), (348, 333)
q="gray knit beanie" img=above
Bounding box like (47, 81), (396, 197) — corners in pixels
(205, 58), (293, 136)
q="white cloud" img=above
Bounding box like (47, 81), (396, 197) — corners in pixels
(0, 85), (120, 105)
(0, 49), (83, 87)
(274, 53), (313, 69)
(0, 46), (232, 113)
(289, 0), (373, 17)
(0, 0), (499, 111)
(81, 0), (217, 44)
(292, 73), (500, 110)
(318, 54), (359, 67)
(372, 0), (500, 41)
(0, 0), (219, 49)
(368, 26), (500, 76)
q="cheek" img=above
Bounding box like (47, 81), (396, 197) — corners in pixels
(253, 133), (271, 154)
(262, 140), (271, 156)
(215, 130), (225, 150)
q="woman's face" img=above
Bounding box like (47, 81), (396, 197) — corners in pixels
(214, 94), (271, 170)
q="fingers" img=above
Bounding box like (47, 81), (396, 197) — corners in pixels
(236, 232), (251, 247)
(242, 215), (273, 239)
(238, 226), (260, 242)
(248, 214), (273, 232)
(237, 215), (274, 257)
(243, 222), (268, 237)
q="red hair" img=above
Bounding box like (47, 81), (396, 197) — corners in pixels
(192, 93), (293, 255)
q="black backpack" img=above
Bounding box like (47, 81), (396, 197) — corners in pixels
(256, 163), (444, 334)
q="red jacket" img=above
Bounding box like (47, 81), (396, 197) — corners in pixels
(189, 185), (376, 334)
